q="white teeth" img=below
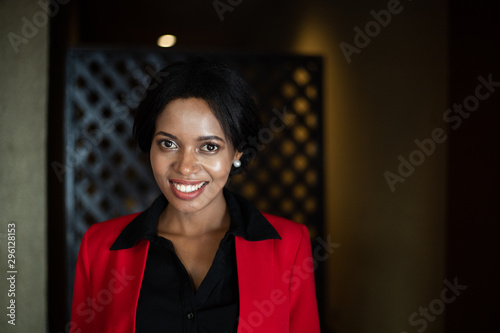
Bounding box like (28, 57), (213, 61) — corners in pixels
(173, 182), (205, 193)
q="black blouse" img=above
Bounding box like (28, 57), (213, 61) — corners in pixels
(110, 189), (281, 333)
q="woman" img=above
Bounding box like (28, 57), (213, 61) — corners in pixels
(71, 58), (320, 333)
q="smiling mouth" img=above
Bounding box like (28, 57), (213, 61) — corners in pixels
(170, 181), (207, 193)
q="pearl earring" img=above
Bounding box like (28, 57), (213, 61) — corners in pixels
(233, 160), (241, 168)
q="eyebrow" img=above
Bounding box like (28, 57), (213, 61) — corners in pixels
(197, 135), (225, 143)
(154, 131), (179, 140)
(154, 131), (225, 143)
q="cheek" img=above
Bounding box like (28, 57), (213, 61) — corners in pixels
(150, 151), (167, 176)
(203, 157), (232, 179)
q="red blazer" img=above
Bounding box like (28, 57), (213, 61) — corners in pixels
(70, 213), (320, 333)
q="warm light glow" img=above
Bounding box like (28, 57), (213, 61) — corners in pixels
(157, 34), (177, 47)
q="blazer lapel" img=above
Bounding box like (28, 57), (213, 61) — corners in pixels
(235, 236), (282, 332)
(100, 239), (149, 332)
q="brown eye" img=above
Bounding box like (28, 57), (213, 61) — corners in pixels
(201, 144), (219, 152)
(160, 140), (177, 149)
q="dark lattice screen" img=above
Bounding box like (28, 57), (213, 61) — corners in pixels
(64, 49), (324, 315)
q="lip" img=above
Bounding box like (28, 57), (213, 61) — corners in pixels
(169, 179), (208, 200)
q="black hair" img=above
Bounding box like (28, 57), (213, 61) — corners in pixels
(133, 57), (260, 175)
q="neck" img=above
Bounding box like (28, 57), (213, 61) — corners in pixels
(158, 192), (230, 237)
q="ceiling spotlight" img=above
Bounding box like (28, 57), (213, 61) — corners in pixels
(157, 34), (177, 48)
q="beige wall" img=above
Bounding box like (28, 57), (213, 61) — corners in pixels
(288, 1), (448, 332)
(0, 0), (49, 331)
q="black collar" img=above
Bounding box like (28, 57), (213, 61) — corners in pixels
(110, 188), (281, 250)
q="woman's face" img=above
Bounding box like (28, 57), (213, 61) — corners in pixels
(150, 98), (242, 215)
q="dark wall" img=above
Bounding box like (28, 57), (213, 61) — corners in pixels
(446, 1), (500, 332)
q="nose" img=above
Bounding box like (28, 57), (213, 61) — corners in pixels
(175, 148), (200, 175)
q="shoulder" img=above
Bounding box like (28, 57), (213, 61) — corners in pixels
(261, 212), (309, 242)
(83, 213), (141, 246)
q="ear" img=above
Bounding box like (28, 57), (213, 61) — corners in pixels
(233, 150), (243, 162)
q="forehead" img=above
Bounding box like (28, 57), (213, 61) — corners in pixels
(156, 98), (225, 137)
